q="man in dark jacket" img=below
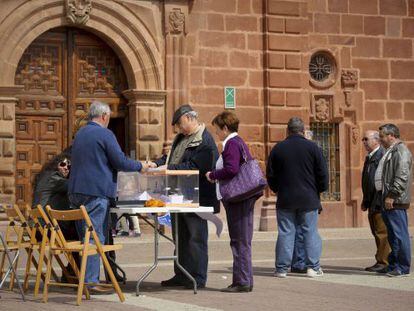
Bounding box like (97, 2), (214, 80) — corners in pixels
(375, 124), (412, 277)
(152, 104), (219, 289)
(361, 130), (390, 272)
(68, 101), (146, 293)
(266, 117), (328, 278)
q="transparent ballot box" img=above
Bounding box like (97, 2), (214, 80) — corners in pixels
(117, 170), (199, 207)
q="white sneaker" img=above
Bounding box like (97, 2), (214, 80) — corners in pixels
(274, 271), (287, 278)
(307, 268), (323, 278)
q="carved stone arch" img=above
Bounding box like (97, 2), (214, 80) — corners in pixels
(0, 0), (167, 205)
(0, 0), (164, 90)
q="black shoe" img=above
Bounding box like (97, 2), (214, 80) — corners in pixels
(220, 284), (251, 293)
(376, 267), (389, 274)
(365, 263), (386, 272)
(161, 276), (186, 287)
(291, 267), (307, 274)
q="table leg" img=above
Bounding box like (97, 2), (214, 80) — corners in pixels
(173, 215), (197, 294)
(136, 214), (159, 296)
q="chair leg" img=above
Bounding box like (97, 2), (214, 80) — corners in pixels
(42, 249), (53, 303)
(100, 251), (125, 302)
(77, 251), (89, 306)
(34, 241), (47, 297)
(23, 248), (33, 291)
(0, 251), (6, 280)
(9, 250), (20, 290)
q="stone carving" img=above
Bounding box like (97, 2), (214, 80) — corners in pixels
(352, 126), (359, 145)
(341, 69), (358, 107)
(66, 0), (92, 25)
(315, 97), (330, 122)
(169, 8), (186, 34)
(341, 69), (358, 89)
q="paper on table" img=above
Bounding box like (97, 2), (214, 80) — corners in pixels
(138, 191), (151, 200)
(196, 212), (223, 238)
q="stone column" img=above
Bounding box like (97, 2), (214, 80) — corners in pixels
(0, 86), (22, 205)
(123, 89), (167, 161)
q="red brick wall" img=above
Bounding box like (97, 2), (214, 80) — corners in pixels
(187, 0), (265, 162)
(187, 0), (414, 228)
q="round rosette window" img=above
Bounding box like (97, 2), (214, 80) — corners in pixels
(308, 51), (337, 89)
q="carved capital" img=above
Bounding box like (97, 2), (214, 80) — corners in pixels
(66, 0), (92, 25)
(341, 69), (358, 89)
(164, 3), (189, 35)
(122, 89), (167, 104)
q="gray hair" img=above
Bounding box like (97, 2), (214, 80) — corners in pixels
(88, 101), (111, 120)
(371, 131), (380, 141)
(185, 110), (198, 120)
(379, 123), (400, 138)
(287, 117), (305, 135)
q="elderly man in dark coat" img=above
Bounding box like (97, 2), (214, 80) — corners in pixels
(361, 130), (390, 272)
(266, 117), (328, 278)
(152, 104), (219, 289)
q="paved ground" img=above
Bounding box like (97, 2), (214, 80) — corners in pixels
(1, 227), (414, 310)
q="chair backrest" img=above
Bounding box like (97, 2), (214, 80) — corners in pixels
(2, 205), (29, 245)
(46, 205), (100, 250)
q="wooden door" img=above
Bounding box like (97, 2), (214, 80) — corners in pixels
(14, 28), (128, 205)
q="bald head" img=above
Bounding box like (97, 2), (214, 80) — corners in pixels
(362, 130), (380, 153)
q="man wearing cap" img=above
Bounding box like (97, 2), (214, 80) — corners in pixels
(151, 104), (219, 289)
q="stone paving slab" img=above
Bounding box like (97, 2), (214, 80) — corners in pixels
(1, 227), (413, 310)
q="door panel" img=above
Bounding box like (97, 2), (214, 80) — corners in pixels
(14, 28), (128, 205)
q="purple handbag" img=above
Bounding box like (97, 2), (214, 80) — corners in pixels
(219, 144), (267, 203)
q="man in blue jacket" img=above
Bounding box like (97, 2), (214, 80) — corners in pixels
(68, 101), (147, 293)
(266, 117), (328, 278)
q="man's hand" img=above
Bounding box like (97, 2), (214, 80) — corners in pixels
(361, 203), (368, 212)
(141, 162), (150, 172)
(385, 197), (394, 210)
(147, 161), (158, 169)
(205, 171), (214, 183)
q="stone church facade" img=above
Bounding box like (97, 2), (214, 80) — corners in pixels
(0, 0), (413, 229)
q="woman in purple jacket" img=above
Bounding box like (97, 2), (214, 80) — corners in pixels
(206, 111), (261, 293)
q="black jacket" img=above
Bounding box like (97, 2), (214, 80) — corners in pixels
(266, 134), (329, 211)
(33, 171), (70, 211)
(361, 147), (384, 212)
(155, 127), (220, 213)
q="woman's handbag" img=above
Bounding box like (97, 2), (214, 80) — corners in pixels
(219, 144), (267, 203)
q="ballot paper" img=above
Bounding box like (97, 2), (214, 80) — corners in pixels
(196, 212), (223, 238)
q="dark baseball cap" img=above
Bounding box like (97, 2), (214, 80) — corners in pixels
(172, 104), (193, 125)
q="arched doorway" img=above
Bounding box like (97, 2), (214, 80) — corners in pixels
(14, 27), (129, 205)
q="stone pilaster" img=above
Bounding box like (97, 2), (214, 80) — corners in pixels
(123, 89), (167, 161)
(0, 86), (22, 205)
(164, 1), (190, 141)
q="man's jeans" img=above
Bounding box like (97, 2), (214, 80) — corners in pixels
(292, 226), (305, 270)
(276, 209), (322, 273)
(381, 209), (411, 274)
(69, 194), (109, 284)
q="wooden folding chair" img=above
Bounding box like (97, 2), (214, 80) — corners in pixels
(24, 205), (80, 297)
(0, 205), (28, 299)
(44, 205), (125, 305)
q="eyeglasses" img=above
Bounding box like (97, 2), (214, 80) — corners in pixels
(59, 160), (71, 169)
(361, 137), (369, 142)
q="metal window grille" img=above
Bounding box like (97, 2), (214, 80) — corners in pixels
(310, 122), (341, 201)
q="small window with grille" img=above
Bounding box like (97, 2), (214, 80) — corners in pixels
(310, 122), (340, 201)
